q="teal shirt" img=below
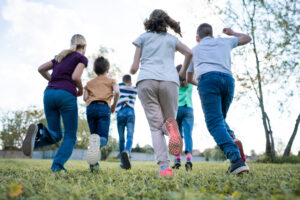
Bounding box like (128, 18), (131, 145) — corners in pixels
(178, 84), (193, 108)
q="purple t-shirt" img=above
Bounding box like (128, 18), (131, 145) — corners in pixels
(46, 51), (88, 96)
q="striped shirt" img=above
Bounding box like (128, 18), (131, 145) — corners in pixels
(116, 83), (137, 112)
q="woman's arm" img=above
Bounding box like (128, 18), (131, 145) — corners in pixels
(130, 47), (142, 74)
(38, 61), (53, 81)
(176, 42), (193, 78)
(111, 84), (120, 113)
(72, 63), (85, 96)
(83, 89), (88, 101)
(186, 72), (198, 86)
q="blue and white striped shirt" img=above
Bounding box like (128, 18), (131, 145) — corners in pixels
(116, 83), (137, 112)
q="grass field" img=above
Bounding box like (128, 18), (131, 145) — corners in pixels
(0, 159), (300, 200)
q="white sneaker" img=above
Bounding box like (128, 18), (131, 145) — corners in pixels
(86, 134), (100, 165)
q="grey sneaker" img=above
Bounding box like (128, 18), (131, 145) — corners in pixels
(121, 151), (131, 170)
(229, 159), (250, 175)
(86, 134), (101, 165)
(22, 124), (38, 156)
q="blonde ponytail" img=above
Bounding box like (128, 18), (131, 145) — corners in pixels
(55, 34), (86, 63)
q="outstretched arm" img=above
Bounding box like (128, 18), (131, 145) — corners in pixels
(130, 47), (141, 74)
(38, 61), (53, 81)
(111, 84), (120, 113)
(176, 42), (193, 78)
(223, 28), (252, 46)
(72, 63), (85, 96)
(186, 72), (198, 86)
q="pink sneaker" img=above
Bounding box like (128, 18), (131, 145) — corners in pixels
(233, 138), (246, 162)
(159, 168), (173, 177)
(165, 118), (183, 156)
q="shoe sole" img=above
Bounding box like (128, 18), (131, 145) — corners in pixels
(121, 152), (131, 170)
(86, 134), (100, 165)
(234, 139), (246, 162)
(232, 165), (250, 175)
(185, 162), (193, 171)
(165, 118), (183, 156)
(172, 163), (181, 169)
(22, 124), (38, 156)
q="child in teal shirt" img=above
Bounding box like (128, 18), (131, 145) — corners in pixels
(172, 65), (195, 171)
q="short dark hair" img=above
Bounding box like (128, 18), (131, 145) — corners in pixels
(93, 56), (109, 75)
(197, 23), (213, 39)
(122, 74), (132, 83)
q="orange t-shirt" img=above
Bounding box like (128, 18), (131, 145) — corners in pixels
(84, 75), (117, 107)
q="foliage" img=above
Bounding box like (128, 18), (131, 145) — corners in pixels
(131, 143), (154, 154)
(257, 154), (300, 164)
(202, 146), (227, 161)
(0, 107), (45, 150)
(209, 0), (300, 160)
(0, 159), (300, 199)
(101, 136), (119, 160)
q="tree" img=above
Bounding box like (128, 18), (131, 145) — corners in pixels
(0, 107), (45, 150)
(209, 0), (300, 160)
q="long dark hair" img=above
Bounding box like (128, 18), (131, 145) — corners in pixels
(144, 9), (182, 37)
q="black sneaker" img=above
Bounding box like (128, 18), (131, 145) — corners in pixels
(22, 124), (39, 156)
(121, 151), (131, 170)
(172, 158), (181, 169)
(90, 162), (99, 172)
(185, 160), (193, 171)
(229, 159), (250, 175)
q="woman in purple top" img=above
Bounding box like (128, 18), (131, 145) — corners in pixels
(22, 34), (88, 172)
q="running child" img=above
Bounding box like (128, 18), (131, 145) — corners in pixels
(22, 34), (88, 172)
(185, 23), (251, 174)
(172, 64), (196, 171)
(130, 9), (193, 176)
(84, 56), (120, 172)
(116, 74), (137, 170)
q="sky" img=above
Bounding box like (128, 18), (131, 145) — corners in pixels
(0, 0), (299, 155)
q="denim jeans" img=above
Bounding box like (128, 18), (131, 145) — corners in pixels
(117, 107), (135, 156)
(35, 89), (78, 172)
(197, 72), (240, 162)
(86, 102), (111, 148)
(176, 106), (194, 154)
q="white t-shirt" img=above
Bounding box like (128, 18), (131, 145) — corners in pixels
(187, 36), (239, 78)
(133, 32), (180, 85)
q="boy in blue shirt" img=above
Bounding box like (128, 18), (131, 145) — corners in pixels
(116, 75), (137, 170)
(185, 23), (251, 174)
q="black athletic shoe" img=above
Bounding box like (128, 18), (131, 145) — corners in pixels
(185, 160), (193, 171)
(121, 151), (131, 170)
(90, 162), (99, 172)
(229, 159), (250, 175)
(172, 158), (181, 169)
(22, 124), (38, 156)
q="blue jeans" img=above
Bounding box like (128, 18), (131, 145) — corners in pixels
(117, 107), (135, 155)
(176, 106), (194, 154)
(86, 102), (111, 148)
(197, 72), (240, 162)
(35, 89), (78, 172)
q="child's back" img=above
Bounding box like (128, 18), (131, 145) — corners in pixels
(85, 75), (116, 106)
(192, 37), (238, 76)
(134, 32), (180, 85)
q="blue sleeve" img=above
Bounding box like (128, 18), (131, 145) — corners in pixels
(133, 34), (143, 48)
(225, 37), (239, 49)
(187, 59), (194, 73)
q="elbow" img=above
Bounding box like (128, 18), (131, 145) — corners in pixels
(130, 65), (138, 75)
(38, 66), (44, 74)
(187, 50), (193, 58)
(248, 36), (252, 43)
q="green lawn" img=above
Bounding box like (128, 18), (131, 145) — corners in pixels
(0, 159), (299, 200)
